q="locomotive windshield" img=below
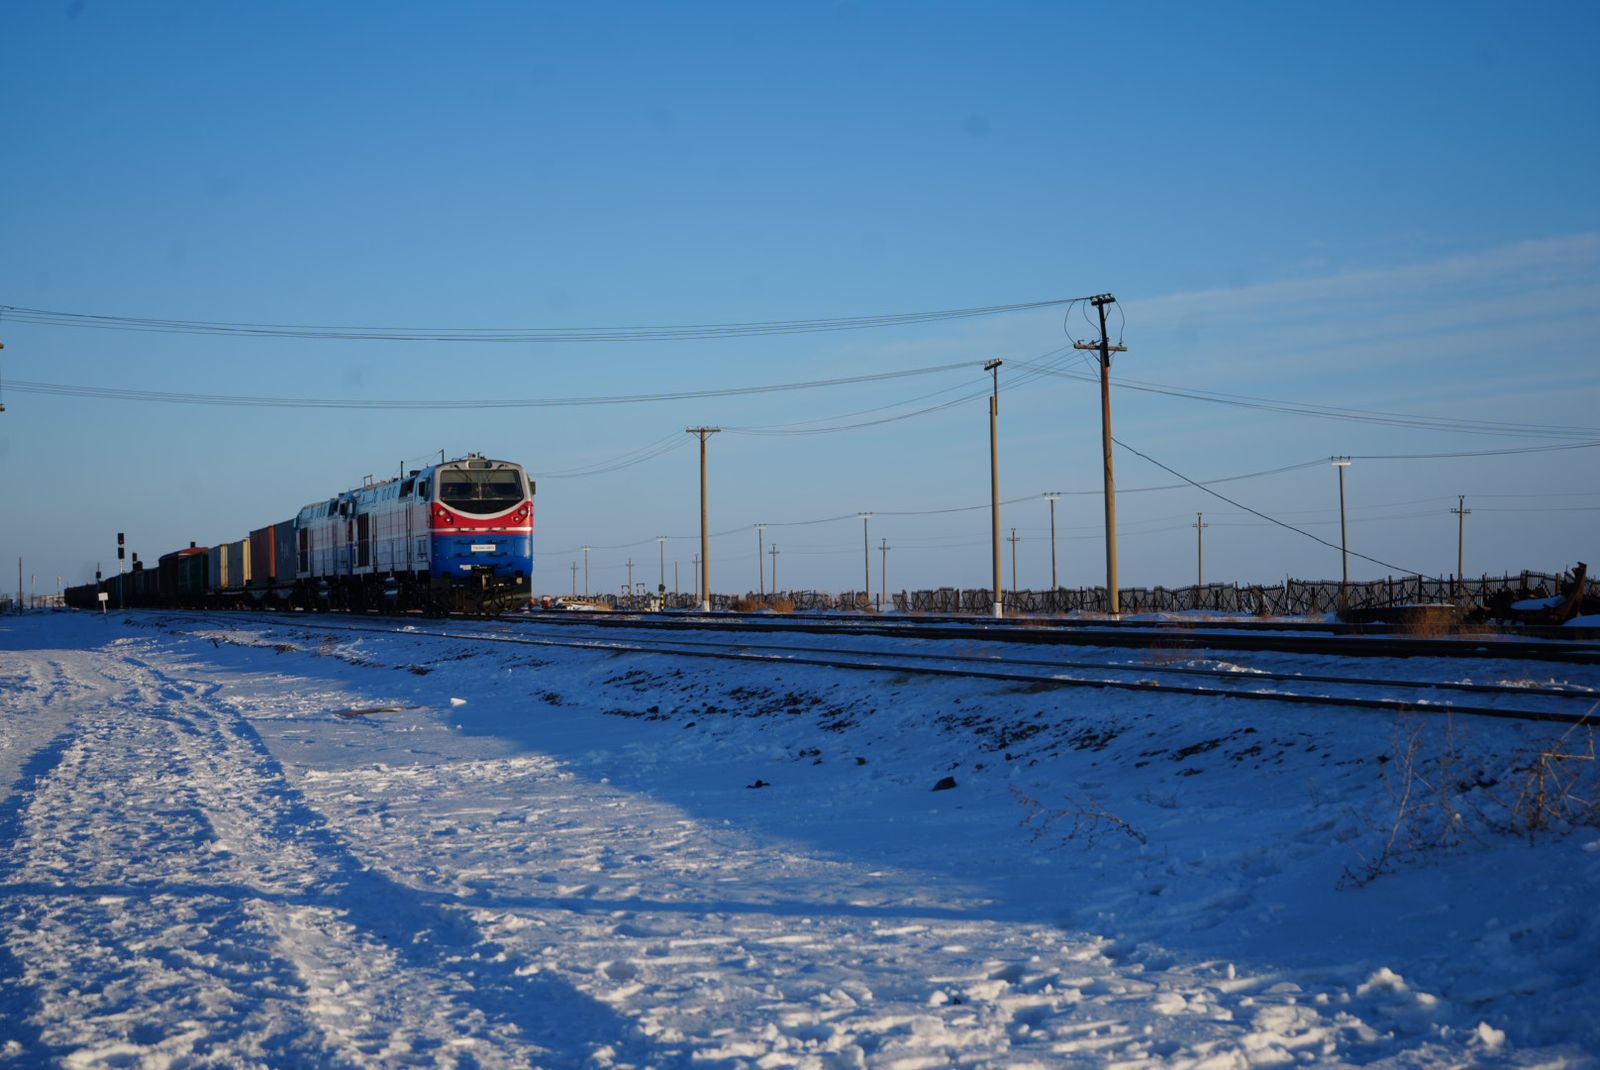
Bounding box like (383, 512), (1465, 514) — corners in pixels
(439, 469), (526, 515)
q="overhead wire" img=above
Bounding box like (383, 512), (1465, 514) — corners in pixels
(531, 432), (691, 480)
(1015, 358), (1600, 440)
(0, 296), (1086, 343)
(6, 360), (985, 410)
(1111, 436), (1428, 577)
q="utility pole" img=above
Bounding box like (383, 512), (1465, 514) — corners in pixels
(1007, 527), (1020, 604)
(582, 545), (590, 597)
(985, 359), (1004, 619)
(657, 536), (667, 602)
(859, 513), (872, 609)
(756, 525), (766, 597)
(692, 553), (701, 603)
(769, 544), (779, 593)
(1331, 457), (1351, 599)
(570, 561), (577, 596)
(625, 558), (634, 606)
(1044, 493), (1061, 592)
(1194, 512), (1207, 589)
(1451, 496), (1470, 582)
(687, 427), (720, 612)
(674, 561), (680, 601)
(1074, 294), (1128, 614)
(878, 537), (889, 610)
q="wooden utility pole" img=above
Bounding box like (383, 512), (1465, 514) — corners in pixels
(1007, 528), (1020, 603)
(985, 359), (1003, 618)
(1332, 457), (1351, 600)
(859, 513), (872, 609)
(1451, 496), (1470, 583)
(1074, 294), (1128, 614)
(1044, 493), (1061, 591)
(879, 538), (889, 610)
(687, 428), (720, 612)
(756, 525), (766, 596)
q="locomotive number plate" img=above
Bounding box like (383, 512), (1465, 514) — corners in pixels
(470, 543), (496, 553)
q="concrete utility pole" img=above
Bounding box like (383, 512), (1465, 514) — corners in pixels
(687, 428), (720, 611)
(859, 513), (872, 608)
(1044, 493), (1061, 592)
(1451, 496), (1470, 582)
(570, 561), (577, 596)
(878, 538), (889, 610)
(657, 536), (667, 600)
(1007, 528), (1020, 603)
(756, 525), (766, 596)
(1074, 294), (1128, 614)
(582, 545), (591, 597)
(692, 553), (701, 602)
(1194, 512), (1208, 589)
(625, 558), (635, 605)
(674, 561), (680, 600)
(769, 544), (779, 593)
(985, 359), (1004, 619)
(1331, 457), (1352, 599)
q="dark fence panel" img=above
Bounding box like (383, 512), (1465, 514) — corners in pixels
(567, 570), (1593, 617)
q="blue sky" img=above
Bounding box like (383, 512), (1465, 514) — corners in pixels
(2, 1), (1596, 601)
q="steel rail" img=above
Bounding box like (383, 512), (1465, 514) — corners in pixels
(497, 610), (1600, 665)
(537, 606), (1600, 641)
(165, 612), (1600, 728)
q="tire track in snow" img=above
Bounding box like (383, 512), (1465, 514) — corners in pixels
(0, 639), (648, 1067)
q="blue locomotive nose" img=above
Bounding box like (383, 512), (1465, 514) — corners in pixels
(432, 533), (534, 583)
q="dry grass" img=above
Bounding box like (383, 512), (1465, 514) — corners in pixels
(732, 595), (797, 613)
(1401, 606), (1457, 639)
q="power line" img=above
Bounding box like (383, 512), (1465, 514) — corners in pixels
(1112, 436), (1428, 577)
(0, 296), (1086, 343)
(6, 360), (983, 410)
(1017, 359), (1600, 440)
(539, 456), (1358, 557)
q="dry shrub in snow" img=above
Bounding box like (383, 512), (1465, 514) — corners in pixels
(1343, 717), (1600, 886)
(1012, 786), (1148, 848)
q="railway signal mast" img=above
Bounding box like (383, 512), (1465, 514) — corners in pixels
(1074, 295), (1127, 615)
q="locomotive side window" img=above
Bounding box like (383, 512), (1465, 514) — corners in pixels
(439, 470), (525, 515)
(418, 480), (430, 500)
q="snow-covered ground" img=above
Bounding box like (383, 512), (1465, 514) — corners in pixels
(2, 612), (1598, 1068)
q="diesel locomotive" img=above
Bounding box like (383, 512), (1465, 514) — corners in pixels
(66, 453), (535, 614)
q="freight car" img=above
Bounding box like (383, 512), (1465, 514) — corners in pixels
(64, 453), (535, 615)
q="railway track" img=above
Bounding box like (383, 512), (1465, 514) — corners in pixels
(490, 608), (1600, 665)
(166, 611), (1600, 728)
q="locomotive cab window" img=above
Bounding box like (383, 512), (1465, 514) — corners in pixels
(439, 470), (524, 515)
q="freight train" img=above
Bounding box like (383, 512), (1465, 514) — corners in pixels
(65, 454), (534, 614)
